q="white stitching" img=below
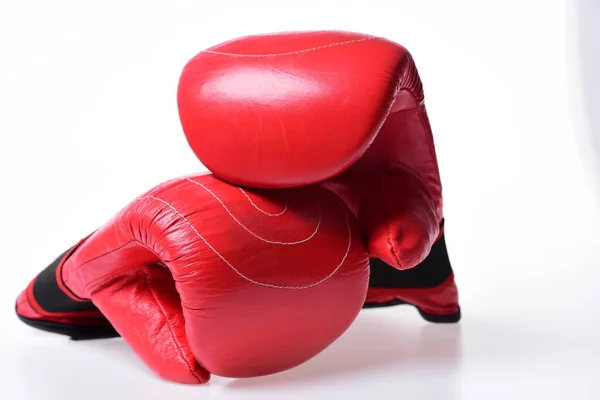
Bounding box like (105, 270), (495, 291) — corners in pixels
(185, 178), (317, 245)
(144, 193), (351, 290)
(202, 37), (380, 58)
(239, 188), (287, 216)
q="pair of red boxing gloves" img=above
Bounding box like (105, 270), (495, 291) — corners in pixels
(16, 31), (460, 384)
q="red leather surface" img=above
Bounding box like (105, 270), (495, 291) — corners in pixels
(178, 31), (406, 188)
(16, 287), (109, 326)
(177, 31), (443, 271)
(28, 173), (370, 383)
(16, 239), (112, 326)
(365, 274), (459, 316)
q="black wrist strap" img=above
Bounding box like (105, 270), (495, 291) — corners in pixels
(17, 245), (120, 340)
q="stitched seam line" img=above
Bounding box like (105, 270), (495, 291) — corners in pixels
(186, 178), (319, 245)
(202, 37), (380, 57)
(144, 273), (204, 383)
(74, 240), (136, 271)
(143, 193), (352, 290)
(239, 188), (288, 216)
(67, 181), (351, 295)
(56, 239), (91, 302)
(66, 240), (137, 297)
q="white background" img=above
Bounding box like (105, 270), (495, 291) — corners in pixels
(1, 0), (599, 398)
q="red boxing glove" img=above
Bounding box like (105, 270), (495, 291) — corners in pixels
(177, 31), (460, 322)
(16, 173), (369, 383)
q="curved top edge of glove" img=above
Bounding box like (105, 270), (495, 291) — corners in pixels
(176, 30), (423, 188)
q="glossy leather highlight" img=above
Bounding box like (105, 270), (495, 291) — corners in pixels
(177, 30), (458, 317)
(17, 173), (370, 383)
